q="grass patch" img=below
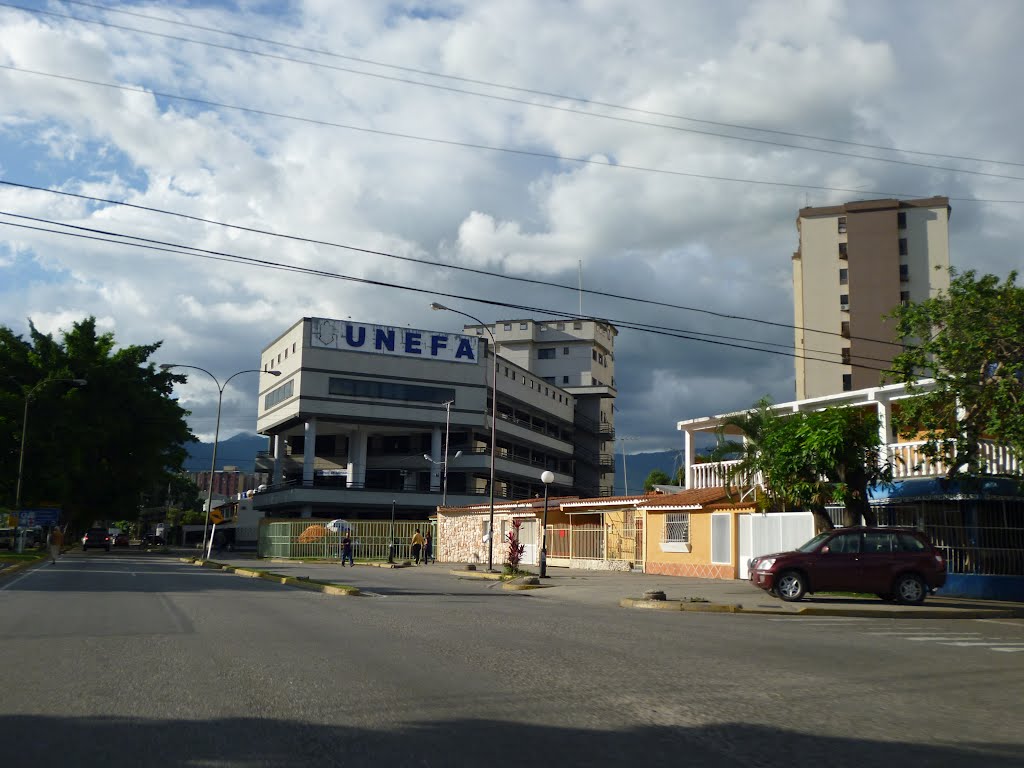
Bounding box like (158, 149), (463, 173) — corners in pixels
(0, 551), (47, 564)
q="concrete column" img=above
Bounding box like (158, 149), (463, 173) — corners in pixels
(682, 428), (693, 488)
(272, 434), (284, 485)
(430, 425), (442, 492)
(303, 418), (317, 487)
(347, 429), (368, 488)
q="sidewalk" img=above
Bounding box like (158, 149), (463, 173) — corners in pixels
(184, 553), (1024, 619)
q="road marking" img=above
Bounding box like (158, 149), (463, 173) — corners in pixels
(866, 631), (980, 636)
(991, 647), (1024, 652)
(902, 636), (988, 641)
(977, 619), (1024, 629)
(939, 642), (1024, 647)
(360, 590), (387, 598)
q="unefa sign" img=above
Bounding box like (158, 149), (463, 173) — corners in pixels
(310, 318), (480, 364)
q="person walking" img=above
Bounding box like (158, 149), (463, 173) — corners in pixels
(411, 528), (424, 564)
(47, 525), (64, 565)
(423, 530), (434, 565)
(340, 532), (354, 567)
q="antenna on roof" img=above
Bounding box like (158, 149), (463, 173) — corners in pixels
(578, 259), (583, 317)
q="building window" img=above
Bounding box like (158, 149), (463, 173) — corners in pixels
(842, 374), (853, 391)
(284, 348), (288, 359)
(711, 514), (732, 564)
(899, 264), (909, 281)
(838, 242), (848, 259)
(277, 353), (281, 364)
(538, 348), (556, 360)
(520, 322), (528, 330)
(897, 211), (907, 229)
(592, 350), (597, 361)
(841, 348), (851, 365)
(664, 513), (690, 543)
(539, 324), (547, 332)
(839, 268), (848, 285)
(898, 238), (908, 256)
(562, 375), (569, 384)
(900, 290), (911, 306)
(504, 323), (512, 331)
(841, 321), (850, 339)
(573, 321), (583, 330)
(328, 378), (455, 404)
(264, 379), (294, 409)
(556, 322), (565, 330)
(562, 347), (569, 355)
(838, 216), (847, 234)
(840, 294), (849, 311)
(292, 342), (296, 353)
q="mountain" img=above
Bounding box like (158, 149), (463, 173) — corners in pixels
(613, 450), (684, 495)
(183, 432), (270, 473)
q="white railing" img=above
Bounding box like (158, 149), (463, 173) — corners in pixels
(688, 440), (1019, 489)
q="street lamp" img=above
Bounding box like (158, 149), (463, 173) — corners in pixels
(15, 378), (87, 540)
(539, 470), (554, 578)
(161, 364), (281, 558)
(431, 302), (500, 572)
(423, 398), (461, 507)
(618, 436), (641, 495)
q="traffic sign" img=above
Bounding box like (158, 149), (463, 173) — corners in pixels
(210, 509), (224, 525)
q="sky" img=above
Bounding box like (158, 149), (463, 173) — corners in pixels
(1, 0), (1022, 456)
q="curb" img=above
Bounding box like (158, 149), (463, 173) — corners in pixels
(619, 597), (1023, 619)
(266, 558), (413, 569)
(0, 557), (48, 579)
(450, 569), (503, 580)
(178, 558), (360, 596)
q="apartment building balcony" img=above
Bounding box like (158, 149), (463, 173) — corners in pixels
(686, 439), (1020, 491)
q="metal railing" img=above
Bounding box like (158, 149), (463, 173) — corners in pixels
(259, 519), (432, 560)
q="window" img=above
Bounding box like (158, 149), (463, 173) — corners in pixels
(538, 348), (556, 360)
(828, 533), (861, 554)
(563, 347), (569, 355)
(573, 321), (583, 329)
(897, 533), (926, 552)
(562, 375), (569, 384)
(842, 373), (853, 391)
(711, 514), (731, 564)
(277, 353), (281, 364)
(899, 264), (909, 281)
(539, 324), (547, 332)
(328, 378), (455, 404)
(664, 513), (690, 543)
(556, 322), (565, 330)
(520, 322), (528, 330)
(863, 532), (897, 553)
(841, 348), (851, 365)
(841, 321), (850, 339)
(292, 342), (296, 353)
(898, 238), (908, 256)
(284, 348), (288, 359)
(900, 290), (911, 306)
(504, 323), (512, 331)
(839, 268), (848, 285)
(840, 294), (849, 310)
(592, 350), (597, 361)
(530, 380), (534, 389)
(838, 216), (847, 234)
(264, 380), (294, 409)
(598, 354), (604, 365)
(838, 242), (848, 259)
(897, 211), (907, 229)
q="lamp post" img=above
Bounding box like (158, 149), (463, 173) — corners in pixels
(431, 302), (499, 572)
(618, 436), (640, 495)
(160, 364), (280, 557)
(539, 469), (554, 578)
(423, 398), (461, 507)
(15, 379), (87, 543)
(388, 498), (397, 563)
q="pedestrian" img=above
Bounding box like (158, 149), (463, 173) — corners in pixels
(341, 532), (354, 566)
(423, 531), (433, 564)
(47, 525), (64, 565)
(411, 528), (424, 564)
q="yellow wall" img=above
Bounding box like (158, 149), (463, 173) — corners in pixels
(643, 506), (754, 580)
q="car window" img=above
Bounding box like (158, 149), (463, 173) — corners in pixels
(896, 533), (927, 552)
(863, 532), (897, 553)
(796, 532), (832, 552)
(828, 533), (862, 554)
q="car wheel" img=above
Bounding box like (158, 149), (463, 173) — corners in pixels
(894, 573), (926, 605)
(776, 571), (806, 602)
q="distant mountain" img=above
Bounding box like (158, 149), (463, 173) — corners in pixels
(183, 432), (269, 473)
(613, 450), (683, 495)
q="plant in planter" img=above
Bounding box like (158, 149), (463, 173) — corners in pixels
(504, 519), (526, 576)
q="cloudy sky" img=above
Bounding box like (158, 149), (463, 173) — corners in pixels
(2, 0), (1022, 457)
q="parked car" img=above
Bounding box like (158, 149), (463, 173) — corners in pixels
(113, 532), (130, 547)
(0, 528), (15, 550)
(142, 533), (166, 547)
(81, 528), (112, 552)
(749, 526), (946, 605)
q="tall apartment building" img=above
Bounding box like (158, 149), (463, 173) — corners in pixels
(463, 318), (617, 497)
(792, 197), (950, 399)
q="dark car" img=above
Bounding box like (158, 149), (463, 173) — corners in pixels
(81, 528), (112, 552)
(749, 526), (946, 605)
(142, 534), (166, 547)
(113, 532), (130, 547)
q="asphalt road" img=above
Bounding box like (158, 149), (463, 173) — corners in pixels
(2, 550), (1023, 767)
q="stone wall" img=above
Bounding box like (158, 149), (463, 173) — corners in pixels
(568, 558), (633, 572)
(438, 511), (538, 566)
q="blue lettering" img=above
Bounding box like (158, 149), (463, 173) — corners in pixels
(430, 335), (448, 357)
(375, 328), (395, 351)
(404, 332), (422, 354)
(345, 325), (366, 347)
(455, 338), (477, 360)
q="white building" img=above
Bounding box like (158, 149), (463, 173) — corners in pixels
(252, 316), (616, 520)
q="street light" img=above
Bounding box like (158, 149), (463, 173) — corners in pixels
(161, 364), (281, 558)
(618, 436), (641, 495)
(539, 470), (554, 578)
(15, 378), (87, 541)
(423, 398), (461, 507)
(431, 302), (499, 572)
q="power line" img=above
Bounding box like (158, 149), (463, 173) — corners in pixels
(44, 0), (1024, 170)
(4, 63), (1024, 206)
(0, 180), (909, 350)
(6, 1), (1024, 183)
(0, 213), (908, 377)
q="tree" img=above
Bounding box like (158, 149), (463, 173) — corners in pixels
(643, 469), (671, 491)
(887, 269), (1024, 481)
(0, 317), (195, 527)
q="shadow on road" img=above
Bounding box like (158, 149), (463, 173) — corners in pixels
(1, 715), (1019, 768)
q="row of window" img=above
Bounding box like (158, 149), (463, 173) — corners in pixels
(501, 365), (573, 406)
(265, 379), (294, 409)
(265, 341), (298, 371)
(328, 377), (457, 404)
(839, 290), (910, 311)
(501, 320), (587, 332)
(837, 211), (907, 234)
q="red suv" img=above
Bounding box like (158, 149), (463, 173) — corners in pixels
(749, 527), (946, 605)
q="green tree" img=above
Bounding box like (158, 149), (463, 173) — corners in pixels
(0, 317), (195, 527)
(887, 269), (1024, 481)
(643, 469), (671, 491)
